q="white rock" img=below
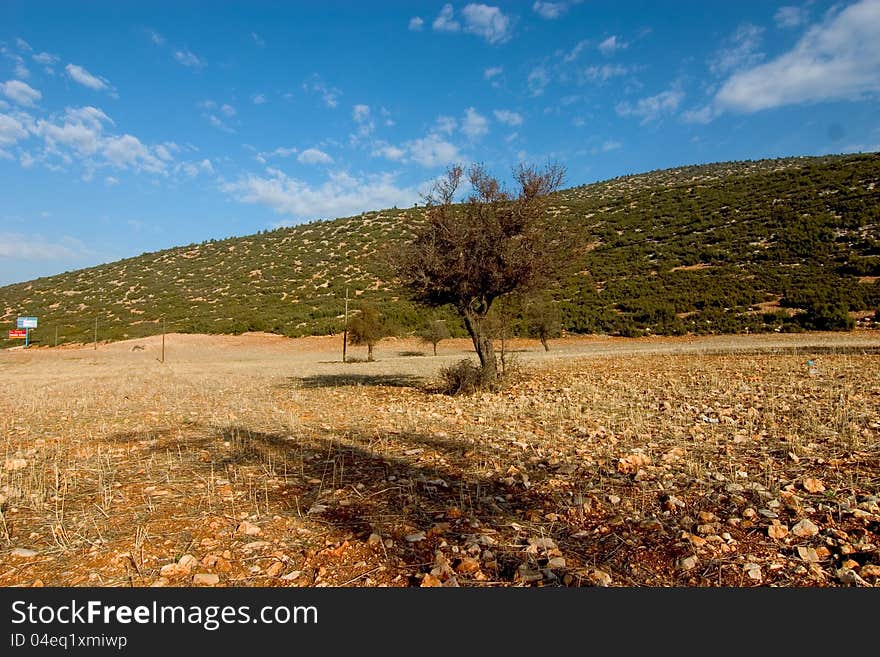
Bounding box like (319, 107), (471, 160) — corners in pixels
(11, 548), (37, 558)
(791, 518), (819, 538)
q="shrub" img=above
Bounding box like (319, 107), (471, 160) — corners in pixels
(438, 359), (493, 396)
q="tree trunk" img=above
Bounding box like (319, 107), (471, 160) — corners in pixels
(540, 335), (549, 351)
(367, 344), (374, 361)
(433, 343), (437, 356)
(462, 310), (497, 381)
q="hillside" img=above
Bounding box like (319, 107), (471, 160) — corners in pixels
(2, 153), (879, 347)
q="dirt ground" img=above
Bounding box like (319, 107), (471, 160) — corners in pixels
(0, 331), (878, 587)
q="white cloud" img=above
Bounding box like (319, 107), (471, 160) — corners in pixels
(297, 147), (333, 165)
(174, 49), (205, 68)
(0, 113), (28, 146)
(105, 176), (119, 185)
(582, 64), (631, 82)
(255, 146), (298, 163)
(714, 0), (880, 114)
(0, 232), (90, 260)
(220, 103), (236, 117)
(533, 2), (567, 19)
(484, 66), (503, 79)
(251, 32), (265, 47)
(15, 38), (32, 52)
(775, 6), (809, 29)
(372, 143), (406, 160)
(1, 80), (41, 106)
(174, 158), (214, 177)
(32, 51), (59, 72)
(616, 89), (684, 123)
(461, 107), (489, 138)
(409, 16), (425, 31)
(303, 75), (340, 108)
(434, 115), (458, 135)
(433, 4), (461, 32)
(528, 66), (550, 96)
(30, 106), (170, 175)
(147, 29), (165, 45)
(102, 134), (164, 172)
(600, 140), (621, 152)
(252, 93), (266, 105)
(405, 134), (461, 167)
(461, 4), (513, 44)
(681, 105), (715, 124)
(563, 39), (590, 63)
(493, 109), (523, 126)
(352, 104), (374, 138)
(352, 104), (371, 122)
(598, 35), (627, 55)
(65, 63), (110, 91)
(206, 114), (234, 132)
(710, 23), (764, 75)
(432, 3), (513, 43)
(221, 169), (422, 221)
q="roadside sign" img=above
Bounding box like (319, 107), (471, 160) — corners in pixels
(17, 316), (38, 329)
(9, 329), (27, 339)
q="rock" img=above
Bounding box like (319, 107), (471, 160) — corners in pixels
(607, 495), (621, 505)
(192, 573), (220, 586)
(859, 564), (880, 578)
(265, 561), (284, 578)
(11, 548), (37, 558)
(547, 556), (566, 569)
(768, 523), (789, 539)
(4, 458), (28, 471)
(237, 520), (262, 536)
(679, 556), (699, 571)
(663, 495), (685, 512)
(420, 574), (443, 587)
(797, 546), (820, 563)
(802, 478), (825, 494)
(405, 531), (426, 543)
(696, 524), (716, 535)
(588, 569), (612, 587)
(178, 554), (198, 569)
(527, 536), (557, 551)
(791, 518), (819, 538)
(455, 557), (481, 575)
(367, 533), (383, 546)
(744, 563), (762, 582)
(515, 564), (544, 583)
(698, 511), (717, 523)
(617, 452), (651, 474)
(160, 563), (189, 578)
(836, 568), (867, 586)
(280, 571), (302, 581)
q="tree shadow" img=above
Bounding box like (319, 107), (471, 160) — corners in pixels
(285, 373), (426, 390)
(397, 350), (427, 357)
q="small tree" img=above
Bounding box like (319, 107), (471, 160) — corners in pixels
(348, 303), (384, 361)
(526, 298), (562, 351)
(397, 162), (566, 384)
(419, 319), (450, 356)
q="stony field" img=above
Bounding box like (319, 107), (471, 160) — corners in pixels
(0, 331), (878, 587)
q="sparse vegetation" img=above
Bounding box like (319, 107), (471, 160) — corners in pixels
(2, 153), (879, 349)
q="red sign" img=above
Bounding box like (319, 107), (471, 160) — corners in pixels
(8, 329), (27, 339)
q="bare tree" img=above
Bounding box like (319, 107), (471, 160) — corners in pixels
(348, 303), (384, 361)
(419, 318), (450, 356)
(397, 162), (565, 382)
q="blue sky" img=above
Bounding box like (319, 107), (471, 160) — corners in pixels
(1, 0), (879, 286)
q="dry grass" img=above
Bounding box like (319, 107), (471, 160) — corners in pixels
(0, 331), (878, 587)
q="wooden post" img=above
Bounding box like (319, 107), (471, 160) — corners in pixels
(94, 317), (97, 350)
(342, 287), (349, 364)
(161, 317), (166, 364)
